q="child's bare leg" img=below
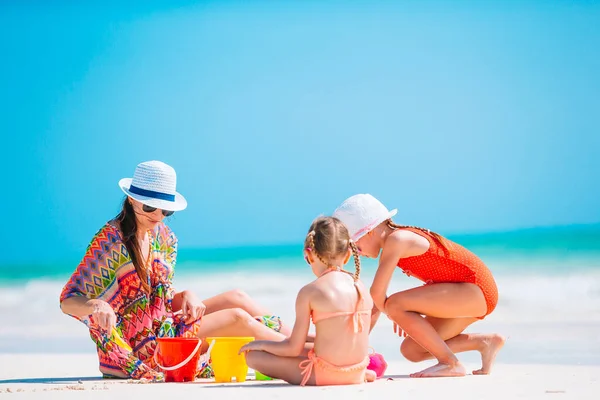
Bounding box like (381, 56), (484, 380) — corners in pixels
(400, 316), (505, 374)
(245, 350), (312, 385)
(385, 283), (488, 378)
(203, 290), (292, 336)
(247, 346), (374, 385)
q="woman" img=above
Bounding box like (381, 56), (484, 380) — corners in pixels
(60, 160), (287, 380)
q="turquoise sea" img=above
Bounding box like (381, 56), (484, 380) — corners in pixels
(2, 223), (600, 284)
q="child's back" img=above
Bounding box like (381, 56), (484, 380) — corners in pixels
(309, 268), (373, 368)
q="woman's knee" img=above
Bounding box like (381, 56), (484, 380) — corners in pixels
(227, 307), (252, 323)
(224, 289), (252, 307)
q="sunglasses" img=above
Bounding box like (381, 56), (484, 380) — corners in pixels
(142, 204), (175, 217)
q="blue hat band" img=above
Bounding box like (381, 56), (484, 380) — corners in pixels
(129, 185), (175, 202)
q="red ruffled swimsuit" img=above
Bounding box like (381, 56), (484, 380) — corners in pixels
(397, 228), (498, 318)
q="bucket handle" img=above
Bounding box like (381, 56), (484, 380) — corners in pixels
(198, 339), (216, 369)
(154, 339), (203, 372)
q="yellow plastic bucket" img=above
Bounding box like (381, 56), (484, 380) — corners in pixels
(206, 337), (254, 383)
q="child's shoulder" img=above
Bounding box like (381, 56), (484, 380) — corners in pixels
(354, 278), (374, 303)
(297, 279), (332, 302)
(310, 272), (357, 297)
(388, 227), (425, 242)
(353, 277), (369, 290)
(386, 228), (431, 256)
(300, 279), (324, 295)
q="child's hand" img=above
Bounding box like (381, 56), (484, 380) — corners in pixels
(239, 341), (265, 355)
(393, 322), (409, 338)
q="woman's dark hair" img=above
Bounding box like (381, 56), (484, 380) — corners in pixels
(116, 197), (150, 293)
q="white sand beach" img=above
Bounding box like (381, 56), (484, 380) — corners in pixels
(0, 353), (598, 399)
(2, 270), (600, 399)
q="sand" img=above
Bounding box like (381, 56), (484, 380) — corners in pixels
(0, 353), (598, 399)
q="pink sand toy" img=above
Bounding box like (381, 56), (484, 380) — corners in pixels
(367, 349), (388, 378)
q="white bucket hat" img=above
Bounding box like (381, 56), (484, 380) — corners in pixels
(118, 160), (187, 212)
(333, 194), (397, 241)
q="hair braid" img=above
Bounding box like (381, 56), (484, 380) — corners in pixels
(349, 240), (361, 281)
(304, 216), (360, 273)
(306, 230), (333, 267)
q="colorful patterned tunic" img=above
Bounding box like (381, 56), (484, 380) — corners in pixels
(60, 221), (199, 380)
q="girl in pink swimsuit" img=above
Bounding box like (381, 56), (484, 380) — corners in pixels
(240, 217), (377, 386)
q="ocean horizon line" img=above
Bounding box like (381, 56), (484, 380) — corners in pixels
(1, 221), (598, 274)
(178, 221), (600, 252)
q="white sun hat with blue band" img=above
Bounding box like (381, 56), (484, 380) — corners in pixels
(333, 194), (397, 242)
(118, 160), (187, 212)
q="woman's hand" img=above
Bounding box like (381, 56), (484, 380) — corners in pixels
(239, 340), (267, 354)
(88, 299), (117, 331)
(179, 291), (206, 324)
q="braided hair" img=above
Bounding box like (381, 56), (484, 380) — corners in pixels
(304, 217), (362, 281)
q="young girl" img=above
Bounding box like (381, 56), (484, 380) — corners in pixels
(333, 194), (505, 378)
(239, 217), (377, 386)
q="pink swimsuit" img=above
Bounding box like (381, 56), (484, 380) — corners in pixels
(299, 268), (371, 386)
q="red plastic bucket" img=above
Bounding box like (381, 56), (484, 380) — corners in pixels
(154, 337), (202, 382)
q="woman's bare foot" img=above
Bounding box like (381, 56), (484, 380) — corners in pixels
(410, 362), (466, 378)
(473, 334), (506, 375)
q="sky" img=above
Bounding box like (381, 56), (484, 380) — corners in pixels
(0, 0), (599, 265)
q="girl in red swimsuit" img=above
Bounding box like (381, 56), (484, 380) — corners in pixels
(334, 194), (505, 378)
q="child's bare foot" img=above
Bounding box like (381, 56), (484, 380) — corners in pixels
(473, 334), (505, 375)
(410, 362), (466, 378)
(365, 370), (377, 382)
